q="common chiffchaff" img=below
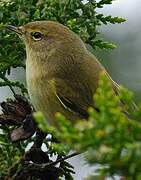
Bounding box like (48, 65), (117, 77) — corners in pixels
(7, 21), (118, 126)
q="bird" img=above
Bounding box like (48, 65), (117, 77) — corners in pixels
(7, 21), (119, 127)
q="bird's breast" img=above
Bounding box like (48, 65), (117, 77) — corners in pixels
(26, 57), (57, 125)
(26, 60), (81, 126)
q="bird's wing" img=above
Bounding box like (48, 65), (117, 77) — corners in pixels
(112, 80), (138, 115)
(54, 78), (94, 119)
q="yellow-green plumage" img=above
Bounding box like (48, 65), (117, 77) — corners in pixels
(8, 21), (117, 126)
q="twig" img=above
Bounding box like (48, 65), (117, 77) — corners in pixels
(49, 152), (79, 166)
(0, 73), (17, 96)
(27, 152), (80, 170)
(0, 73), (27, 96)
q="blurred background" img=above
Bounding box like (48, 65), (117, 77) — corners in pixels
(0, 0), (141, 179)
(71, 0), (141, 179)
(96, 0), (141, 102)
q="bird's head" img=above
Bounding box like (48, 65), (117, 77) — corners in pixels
(6, 21), (87, 62)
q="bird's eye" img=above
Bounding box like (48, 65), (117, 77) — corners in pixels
(31, 32), (42, 41)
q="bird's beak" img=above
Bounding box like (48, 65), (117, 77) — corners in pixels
(6, 25), (23, 36)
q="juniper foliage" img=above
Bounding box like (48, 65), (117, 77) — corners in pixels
(1, 0), (138, 179)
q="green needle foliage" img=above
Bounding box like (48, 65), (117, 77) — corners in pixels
(36, 72), (141, 179)
(0, 0), (125, 93)
(1, 0), (138, 179)
(0, 0), (125, 74)
(0, 125), (28, 177)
